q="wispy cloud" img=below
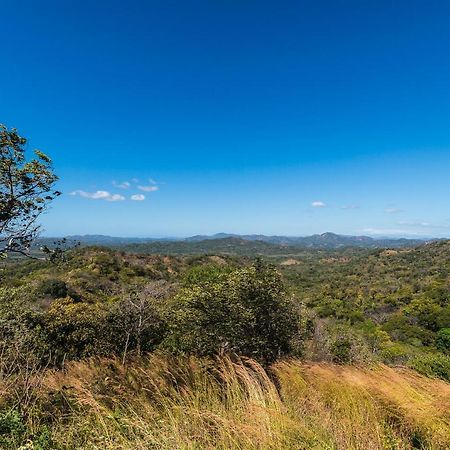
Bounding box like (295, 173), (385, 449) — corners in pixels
(138, 185), (160, 192)
(113, 177), (162, 193)
(113, 181), (131, 189)
(72, 176), (161, 203)
(361, 227), (427, 236)
(311, 201), (326, 208)
(362, 221), (450, 237)
(396, 221), (450, 233)
(341, 204), (360, 210)
(107, 194), (126, 202)
(70, 190), (109, 199)
(384, 207), (403, 214)
(70, 190), (125, 202)
(397, 221), (431, 227)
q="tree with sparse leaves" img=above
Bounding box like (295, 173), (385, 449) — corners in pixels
(0, 124), (60, 258)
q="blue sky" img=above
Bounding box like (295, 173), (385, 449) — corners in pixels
(1, 0), (449, 237)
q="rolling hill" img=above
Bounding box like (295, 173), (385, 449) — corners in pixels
(36, 232), (435, 256)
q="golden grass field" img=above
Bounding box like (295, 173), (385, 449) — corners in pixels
(3, 355), (450, 449)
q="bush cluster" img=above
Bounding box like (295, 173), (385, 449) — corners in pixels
(0, 262), (300, 366)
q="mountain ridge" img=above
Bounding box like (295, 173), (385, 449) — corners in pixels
(38, 232), (438, 250)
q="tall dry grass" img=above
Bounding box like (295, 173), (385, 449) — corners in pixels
(2, 355), (450, 449)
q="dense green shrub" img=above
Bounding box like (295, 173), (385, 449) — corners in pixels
(163, 262), (299, 363)
(0, 287), (50, 365)
(38, 279), (69, 299)
(45, 298), (109, 359)
(330, 338), (352, 364)
(436, 328), (450, 354)
(182, 264), (233, 286)
(409, 353), (450, 382)
(0, 408), (53, 450)
(0, 409), (26, 449)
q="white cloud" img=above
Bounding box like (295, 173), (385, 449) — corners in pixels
(70, 190), (110, 199)
(113, 181), (131, 189)
(70, 190), (125, 202)
(341, 204), (360, 210)
(138, 185), (160, 192)
(384, 207), (403, 214)
(107, 194), (126, 202)
(397, 221), (431, 227)
(362, 227), (427, 236)
(131, 194), (145, 201)
(311, 201), (326, 208)
(362, 222), (450, 238)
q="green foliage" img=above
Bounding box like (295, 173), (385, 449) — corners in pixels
(0, 408), (54, 450)
(0, 287), (49, 365)
(322, 325), (374, 364)
(3, 239), (450, 371)
(0, 124), (60, 258)
(378, 342), (409, 364)
(0, 409), (26, 449)
(45, 298), (109, 359)
(330, 338), (352, 364)
(281, 241), (450, 364)
(163, 262), (299, 363)
(436, 328), (450, 354)
(408, 353), (450, 382)
(182, 263), (233, 286)
(406, 298), (446, 332)
(382, 314), (435, 347)
(38, 279), (69, 299)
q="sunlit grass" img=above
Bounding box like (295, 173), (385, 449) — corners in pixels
(3, 356), (450, 449)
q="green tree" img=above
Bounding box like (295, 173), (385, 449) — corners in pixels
(436, 328), (450, 354)
(163, 262), (299, 363)
(0, 124), (60, 258)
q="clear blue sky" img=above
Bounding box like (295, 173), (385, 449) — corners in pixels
(1, 0), (449, 237)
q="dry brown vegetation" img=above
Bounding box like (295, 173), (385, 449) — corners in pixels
(3, 355), (449, 449)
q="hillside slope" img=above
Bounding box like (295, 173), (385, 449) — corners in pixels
(2, 356), (449, 449)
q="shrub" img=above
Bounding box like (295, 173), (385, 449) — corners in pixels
(0, 408), (53, 450)
(182, 264), (232, 286)
(330, 338), (352, 364)
(0, 287), (50, 366)
(163, 262), (299, 363)
(45, 298), (109, 359)
(409, 353), (450, 382)
(0, 409), (26, 449)
(38, 279), (69, 299)
(379, 342), (409, 364)
(107, 293), (166, 358)
(319, 324), (374, 365)
(436, 328), (450, 354)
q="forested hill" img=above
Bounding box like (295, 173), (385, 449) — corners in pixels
(184, 232), (432, 248)
(119, 237), (309, 256)
(35, 233), (436, 257)
(3, 238), (450, 374)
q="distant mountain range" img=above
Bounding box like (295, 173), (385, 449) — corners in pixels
(39, 232), (436, 251)
(183, 232), (431, 248)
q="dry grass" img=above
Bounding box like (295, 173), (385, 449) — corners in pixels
(2, 356), (450, 449)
